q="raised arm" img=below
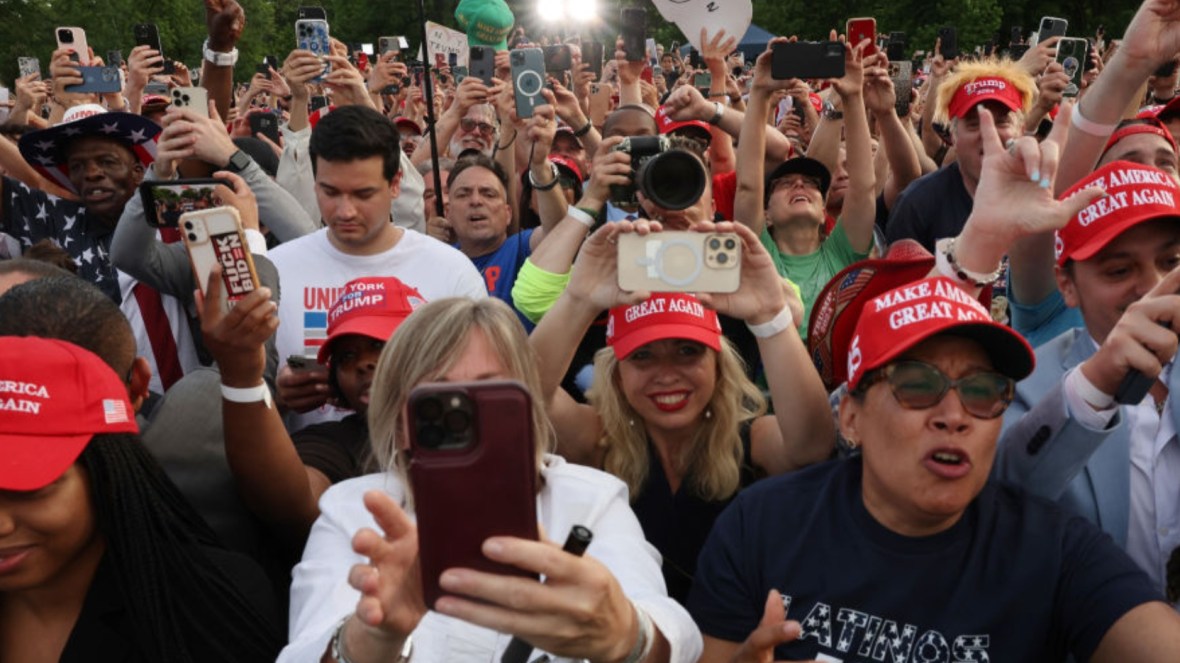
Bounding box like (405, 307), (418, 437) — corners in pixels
(831, 40), (876, 253)
(864, 55), (922, 208)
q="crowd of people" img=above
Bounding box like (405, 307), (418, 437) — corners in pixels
(7, 0), (1180, 660)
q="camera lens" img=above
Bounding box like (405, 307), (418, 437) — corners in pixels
(187, 233), (198, 242)
(416, 396), (443, 421)
(708, 238), (721, 250)
(182, 94), (190, 103)
(716, 252), (729, 264)
(184, 221), (193, 230)
(58, 29), (73, 43)
(724, 238), (736, 250)
(418, 425), (445, 449)
(638, 149), (707, 211)
(443, 409), (470, 434)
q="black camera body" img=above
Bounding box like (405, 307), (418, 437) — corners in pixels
(610, 136), (707, 211)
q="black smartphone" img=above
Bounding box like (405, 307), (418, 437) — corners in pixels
(689, 49), (702, 69)
(469, 45), (496, 85)
(584, 40), (604, 79)
(134, 23), (175, 75)
(1038, 17), (1069, 44)
(408, 381), (539, 609)
(886, 39), (905, 62)
(938, 26), (958, 60)
(106, 49), (123, 67)
(139, 178), (229, 228)
(621, 7), (647, 62)
(249, 112), (281, 144)
(771, 41), (845, 80)
(309, 95), (330, 112)
(544, 44), (572, 73)
(255, 62), (271, 79)
(297, 6), (327, 20)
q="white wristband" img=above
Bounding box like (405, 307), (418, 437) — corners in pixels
(621, 602), (655, 663)
(220, 382), (274, 409)
(566, 205), (596, 228)
(1070, 104), (1119, 137)
(746, 305), (794, 338)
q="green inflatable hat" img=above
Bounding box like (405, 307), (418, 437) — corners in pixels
(455, 0), (515, 51)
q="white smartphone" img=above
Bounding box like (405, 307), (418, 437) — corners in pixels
(617, 231), (741, 293)
(180, 207), (260, 312)
(55, 26), (90, 65)
(170, 86), (210, 118)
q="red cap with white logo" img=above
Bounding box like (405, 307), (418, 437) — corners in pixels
(1055, 160), (1180, 267)
(0, 337), (138, 491)
(606, 293), (722, 360)
(317, 277), (427, 364)
(844, 277), (1034, 391)
(946, 76), (1024, 119)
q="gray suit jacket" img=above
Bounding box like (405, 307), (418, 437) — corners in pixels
(997, 328), (1143, 546)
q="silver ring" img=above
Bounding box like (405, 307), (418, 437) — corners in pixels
(1005, 138), (1017, 154)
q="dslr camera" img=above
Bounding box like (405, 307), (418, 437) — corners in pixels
(610, 136), (707, 211)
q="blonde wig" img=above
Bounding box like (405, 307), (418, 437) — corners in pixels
(587, 337), (766, 502)
(933, 58), (1036, 126)
(367, 297), (556, 483)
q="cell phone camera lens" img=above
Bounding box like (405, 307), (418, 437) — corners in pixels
(724, 238), (736, 250)
(708, 238), (721, 250)
(182, 94), (190, 103)
(716, 252), (729, 264)
(443, 409), (470, 434)
(187, 233), (198, 242)
(416, 396), (444, 421)
(58, 30), (73, 43)
(419, 425), (445, 448)
(184, 221), (193, 229)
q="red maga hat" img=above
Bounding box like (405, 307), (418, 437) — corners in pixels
(0, 337), (138, 491)
(606, 293), (721, 360)
(946, 76), (1023, 120)
(845, 276), (1034, 391)
(1055, 160), (1180, 267)
(317, 277), (427, 364)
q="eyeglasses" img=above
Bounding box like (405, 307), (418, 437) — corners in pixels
(770, 174), (822, 193)
(460, 118), (496, 135)
(857, 360), (1014, 419)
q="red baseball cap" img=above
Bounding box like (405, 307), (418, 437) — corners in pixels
(606, 293), (722, 359)
(845, 277), (1034, 391)
(1055, 160), (1180, 267)
(0, 337), (138, 491)
(1139, 96), (1180, 122)
(548, 153), (583, 182)
(1101, 118), (1177, 158)
(656, 105), (711, 141)
(317, 277), (427, 364)
(394, 117), (422, 135)
(946, 76), (1024, 119)
(808, 240), (937, 390)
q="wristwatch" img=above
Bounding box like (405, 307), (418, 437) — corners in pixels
(202, 39), (239, 67)
(220, 382), (274, 409)
(821, 100), (843, 121)
(224, 149), (253, 174)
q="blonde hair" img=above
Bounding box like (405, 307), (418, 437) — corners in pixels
(367, 297), (555, 482)
(934, 58), (1036, 126)
(587, 338), (766, 502)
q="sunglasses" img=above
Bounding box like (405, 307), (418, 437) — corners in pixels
(459, 118), (495, 135)
(858, 360), (1014, 419)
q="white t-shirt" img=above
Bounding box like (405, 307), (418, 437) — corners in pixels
(271, 227), (486, 429)
(279, 455), (702, 663)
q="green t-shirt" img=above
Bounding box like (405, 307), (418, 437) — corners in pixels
(760, 223), (870, 340)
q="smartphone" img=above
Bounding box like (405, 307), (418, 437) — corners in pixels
(18, 57), (40, 78)
(180, 207), (260, 312)
(645, 37), (659, 67)
(452, 65), (468, 84)
(1084, 40), (1096, 72)
(776, 95), (793, 124)
(689, 49), (702, 69)
(771, 41), (845, 80)
(139, 178), (228, 228)
(544, 44), (572, 73)
(143, 81), (169, 96)
(470, 45), (496, 85)
(55, 26), (90, 65)
(938, 26), (958, 60)
(886, 37), (906, 63)
(286, 354), (318, 371)
(589, 83), (611, 126)
(106, 50), (123, 67)
(510, 48), (545, 119)
(1055, 37), (1087, 98)
(297, 5), (327, 20)
(584, 40), (604, 80)
(846, 18), (877, 56)
(621, 7), (647, 62)
(408, 380), (539, 609)
(309, 94), (330, 112)
(617, 231), (741, 293)
(65, 66), (122, 94)
(1038, 17), (1069, 44)
(134, 23), (175, 75)
(170, 86), (210, 118)
(296, 18), (331, 81)
(254, 62), (272, 79)
(694, 72), (712, 96)
(890, 61), (913, 115)
(249, 111), (281, 144)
